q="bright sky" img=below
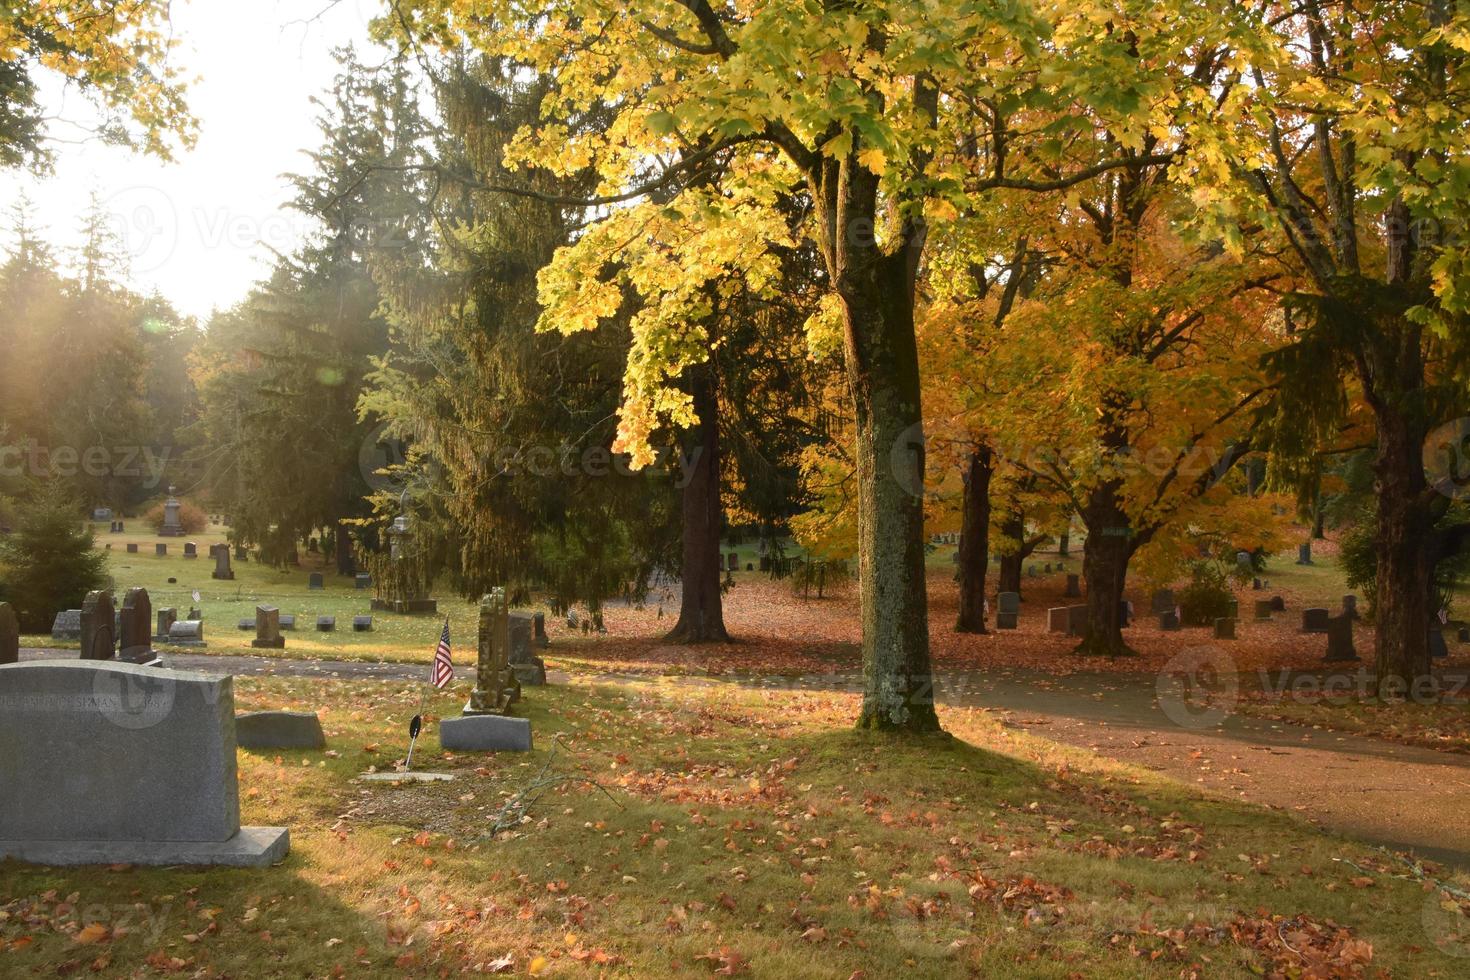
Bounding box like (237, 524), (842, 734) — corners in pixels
(2, 0), (386, 322)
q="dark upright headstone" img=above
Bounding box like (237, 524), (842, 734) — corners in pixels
(1342, 594), (1359, 620)
(996, 591), (1020, 630)
(1151, 590), (1175, 615)
(1214, 617), (1237, 640)
(1063, 574), (1081, 598)
(1431, 626), (1450, 660)
(1296, 542), (1313, 565)
(155, 543), (167, 556)
(308, 572), (324, 591)
(316, 616), (336, 632)
(212, 547), (234, 581)
(0, 602), (17, 665)
(354, 573), (371, 590)
(533, 611), (550, 648)
(183, 542), (197, 559)
(119, 588), (157, 665)
(79, 590), (116, 661)
(1324, 614), (1358, 662)
(1269, 595), (1286, 612)
(252, 606), (285, 649)
(126, 542), (138, 554)
(1302, 608), (1330, 633)
(1158, 610), (1181, 631)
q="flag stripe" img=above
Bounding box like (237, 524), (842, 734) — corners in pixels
(431, 621), (454, 688)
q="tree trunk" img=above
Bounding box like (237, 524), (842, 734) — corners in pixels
(1371, 407), (1435, 697)
(996, 511), (1024, 596)
(1058, 529), (1070, 557)
(1075, 487), (1135, 656)
(665, 362), (730, 644)
(335, 520), (354, 576)
(844, 251), (941, 733)
(955, 444), (993, 633)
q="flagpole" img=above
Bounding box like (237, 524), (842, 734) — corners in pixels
(406, 616), (452, 772)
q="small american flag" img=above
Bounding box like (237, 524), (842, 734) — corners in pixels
(431, 621), (454, 689)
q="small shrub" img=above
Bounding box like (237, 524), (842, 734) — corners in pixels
(0, 490), (108, 632)
(1178, 561), (1236, 627)
(144, 498), (208, 535)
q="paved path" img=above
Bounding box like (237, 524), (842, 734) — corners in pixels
(19, 650), (1470, 867)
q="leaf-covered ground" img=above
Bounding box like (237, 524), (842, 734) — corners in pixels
(3, 675), (1469, 977)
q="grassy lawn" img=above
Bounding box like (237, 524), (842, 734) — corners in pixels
(3, 675), (1466, 977)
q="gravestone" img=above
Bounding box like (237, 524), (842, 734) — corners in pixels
(443, 589), (530, 751)
(187, 606), (203, 621)
(1431, 626), (1449, 660)
(507, 611), (546, 686)
(1302, 608), (1330, 633)
(183, 542), (197, 559)
(533, 611), (550, 648)
(0, 602), (17, 665)
(1342, 594), (1359, 620)
(1043, 563), (1052, 574)
(237, 619), (253, 631)
(252, 606), (284, 649)
(279, 614), (296, 630)
(1252, 577), (1262, 590)
(1151, 590), (1176, 615)
(1026, 564), (1038, 578)
(234, 546), (248, 562)
(236, 711), (325, 750)
(759, 556), (771, 572)
(118, 588), (158, 665)
(126, 543), (138, 554)
(1324, 614), (1358, 662)
(51, 610), (82, 641)
(0, 660), (289, 866)
(1296, 542), (1313, 565)
(212, 547), (233, 581)
(1046, 605), (1086, 636)
(308, 573), (324, 591)
(1158, 610), (1181, 631)
(354, 573), (371, 590)
(996, 592), (1020, 630)
(1459, 627), (1470, 644)
(155, 608), (177, 642)
(352, 616), (373, 632)
(316, 616), (336, 632)
(1064, 574), (1081, 598)
(1269, 595), (1286, 612)
(79, 591), (116, 661)
(727, 553), (739, 572)
(155, 543), (167, 556)
(159, 488), (184, 537)
(1236, 551), (1253, 573)
(1214, 617), (1237, 640)
(167, 620), (205, 647)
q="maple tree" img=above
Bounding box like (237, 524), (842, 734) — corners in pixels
(0, 0), (194, 168)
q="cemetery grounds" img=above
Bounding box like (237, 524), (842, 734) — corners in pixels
(3, 525), (1470, 977)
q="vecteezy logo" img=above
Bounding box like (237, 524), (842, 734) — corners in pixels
(888, 421), (931, 500)
(1156, 645), (1238, 730)
(358, 422), (410, 494)
(100, 185), (179, 275)
(1422, 887), (1470, 958)
(1425, 417), (1470, 501)
(93, 668), (176, 731)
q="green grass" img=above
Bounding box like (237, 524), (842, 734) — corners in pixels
(2, 675), (1465, 977)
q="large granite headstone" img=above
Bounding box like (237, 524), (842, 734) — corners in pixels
(0, 660), (288, 866)
(252, 606), (285, 649)
(118, 588), (158, 665)
(79, 590), (116, 661)
(212, 547), (234, 581)
(0, 602), (17, 665)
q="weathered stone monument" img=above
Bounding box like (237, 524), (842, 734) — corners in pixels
(353, 615), (373, 632)
(118, 588), (159, 665)
(507, 611), (546, 685)
(126, 542), (138, 554)
(0, 661), (289, 866)
(79, 590), (116, 661)
(996, 591), (1020, 630)
(1302, 608), (1330, 633)
(533, 611), (550, 648)
(252, 606), (285, 649)
(155, 607), (177, 642)
(1214, 617), (1237, 640)
(1046, 605), (1087, 636)
(1150, 590), (1176, 616)
(159, 487), (185, 537)
(51, 609), (82, 641)
(308, 572), (324, 591)
(0, 602), (17, 665)
(212, 547), (234, 581)
(1296, 542), (1313, 565)
(167, 620), (205, 647)
(1064, 574), (1082, 598)
(440, 589), (530, 751)
(316, 616), (336, 632)
(182, 542), (198, 559)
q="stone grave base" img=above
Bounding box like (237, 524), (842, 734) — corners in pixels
(357, 771), (455, 783)
(251, 637), (285, 649)
(237, 711), (325, 750)
(371, 598), (439, 615)
(441, 714), (532, 752)
(512, 661), (547, 686)
(0, 826), (289, 868)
